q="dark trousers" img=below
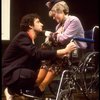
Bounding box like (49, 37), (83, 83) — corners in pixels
(6, 68), (38, 95)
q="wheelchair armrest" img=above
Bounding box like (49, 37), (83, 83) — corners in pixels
(73, 37), (94, 43)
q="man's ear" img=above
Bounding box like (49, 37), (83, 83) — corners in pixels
(29, 25), (33, 29)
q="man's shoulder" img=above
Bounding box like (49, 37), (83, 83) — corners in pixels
(17, 31), (27, 36)
(15, 31), (27, 38)
(12, 31), (28, 42)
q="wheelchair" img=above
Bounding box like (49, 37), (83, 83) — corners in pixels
(54, 26), (99, 100)
(7, 26), (99, 100)
(42, 25), (99, 100)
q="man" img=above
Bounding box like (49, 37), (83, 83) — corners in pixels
(2, 13), (76, 100)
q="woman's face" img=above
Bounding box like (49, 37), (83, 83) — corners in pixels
(51, 10), (65, 23)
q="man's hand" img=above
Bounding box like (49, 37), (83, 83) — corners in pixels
(56, 41), (77, 57)
(65, 42), (77, 54)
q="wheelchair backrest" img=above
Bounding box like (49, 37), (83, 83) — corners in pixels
(84, 26), (99, 51)
(84, 30), (94, 50)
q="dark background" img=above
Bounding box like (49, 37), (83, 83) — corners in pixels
(2, 0), (99, 54)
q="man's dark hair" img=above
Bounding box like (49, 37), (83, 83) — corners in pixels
(20, 13), (40, 31)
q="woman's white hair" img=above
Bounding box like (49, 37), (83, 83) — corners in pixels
(49, 1), (69, 17)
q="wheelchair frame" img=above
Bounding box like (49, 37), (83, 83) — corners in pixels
(55, 51), (99, 100)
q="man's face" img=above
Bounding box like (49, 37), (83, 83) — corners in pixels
(33, 18), (43, 33)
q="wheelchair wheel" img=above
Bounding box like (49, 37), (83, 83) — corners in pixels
(57, 89), (72, 100)
(78, 52), (99, 94)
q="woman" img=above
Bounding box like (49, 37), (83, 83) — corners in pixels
(35, 0), (87, 98)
